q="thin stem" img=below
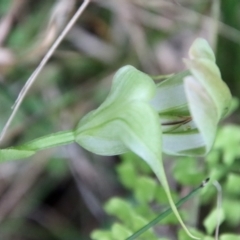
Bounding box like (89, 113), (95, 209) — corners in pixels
(126, 178), (210, 240)
(213, 181), (222, 240)
(20, 130), (75, 151)
(150, 73), (174, 80)
(0, 0), (91, 143)
(156, 160), (200, 240)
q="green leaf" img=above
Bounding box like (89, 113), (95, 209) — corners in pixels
(155, 186), (178, 205)
(215, 125), (240, 165)
(91, 230), (114, 240)
(208, 165), (227, 181)
(116, 161), (137, 189)
(225, 174), (240, 196)
(120, 152), (152, 174)
(134, 176), (157, 204)
(173, 157), (205, 186)
(130, 215), (158, 239)
(203, 208), (225, 235)
(220, 234), (240, 240)
(111, 223), (132, 240)
(160, 210), (185, 225)
(223, 199), (240, 227)
(178, 228), (205, 240)
(104, 198), (135, 226)
(135, 204), (155, 220)
(206, 150), (220, 166)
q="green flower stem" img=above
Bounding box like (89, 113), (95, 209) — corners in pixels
(20, 130), (75, 150)
(126, 178), (210, 240)
(0, 130), (75, 161)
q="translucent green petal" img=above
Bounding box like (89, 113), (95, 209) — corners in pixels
(152, 69), (209, 156)
(111, 65), (156, 101)
(150, 71), (190, 114)
(184, 76), (219, 153)
(184, 59), (231, 119)
(75, 119), (128, 155)
(115, 102), (162, 171)
(189, 38), (215, 62)
(75, 65), (156, 155)
(162, 129), (206, 156)
(162, 74), (220, 156)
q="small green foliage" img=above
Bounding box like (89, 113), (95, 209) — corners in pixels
(116, 158), (138, 190)
(134, 176), (157, 204)
(208, 165), (228, 181)
(206, 150), (221, 166)
(96, 194), (159, 240)
(222, 199), (240, 227)
(129, 215), (157, 239)
(220, 234), (240, 240)
(155, 186), (178, 205)
(203, 208), (225, 235)
(199, 124), (240, 237)
(215, 125), (240, 165)
(160, 210), (185, 225)
(111, 224), (133, 240)
(92, 157), (206, 239)
(173, 157), (205, 186)
(104, 198), (135, 226)
(91, 230), (114, 240)
(225, 174), (240, 196)
(178, 228), (206, 240)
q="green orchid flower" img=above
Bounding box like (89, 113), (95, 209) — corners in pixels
(0, 38), (231, 239)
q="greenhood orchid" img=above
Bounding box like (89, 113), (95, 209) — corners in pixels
(0, 38), (232, 239)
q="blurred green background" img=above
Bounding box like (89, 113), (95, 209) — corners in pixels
(0, 0), (239, 239)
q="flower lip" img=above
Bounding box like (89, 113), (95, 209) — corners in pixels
(161, 116), (192, 126)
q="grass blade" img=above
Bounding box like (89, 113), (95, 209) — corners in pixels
(126, 178), (210, 240)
